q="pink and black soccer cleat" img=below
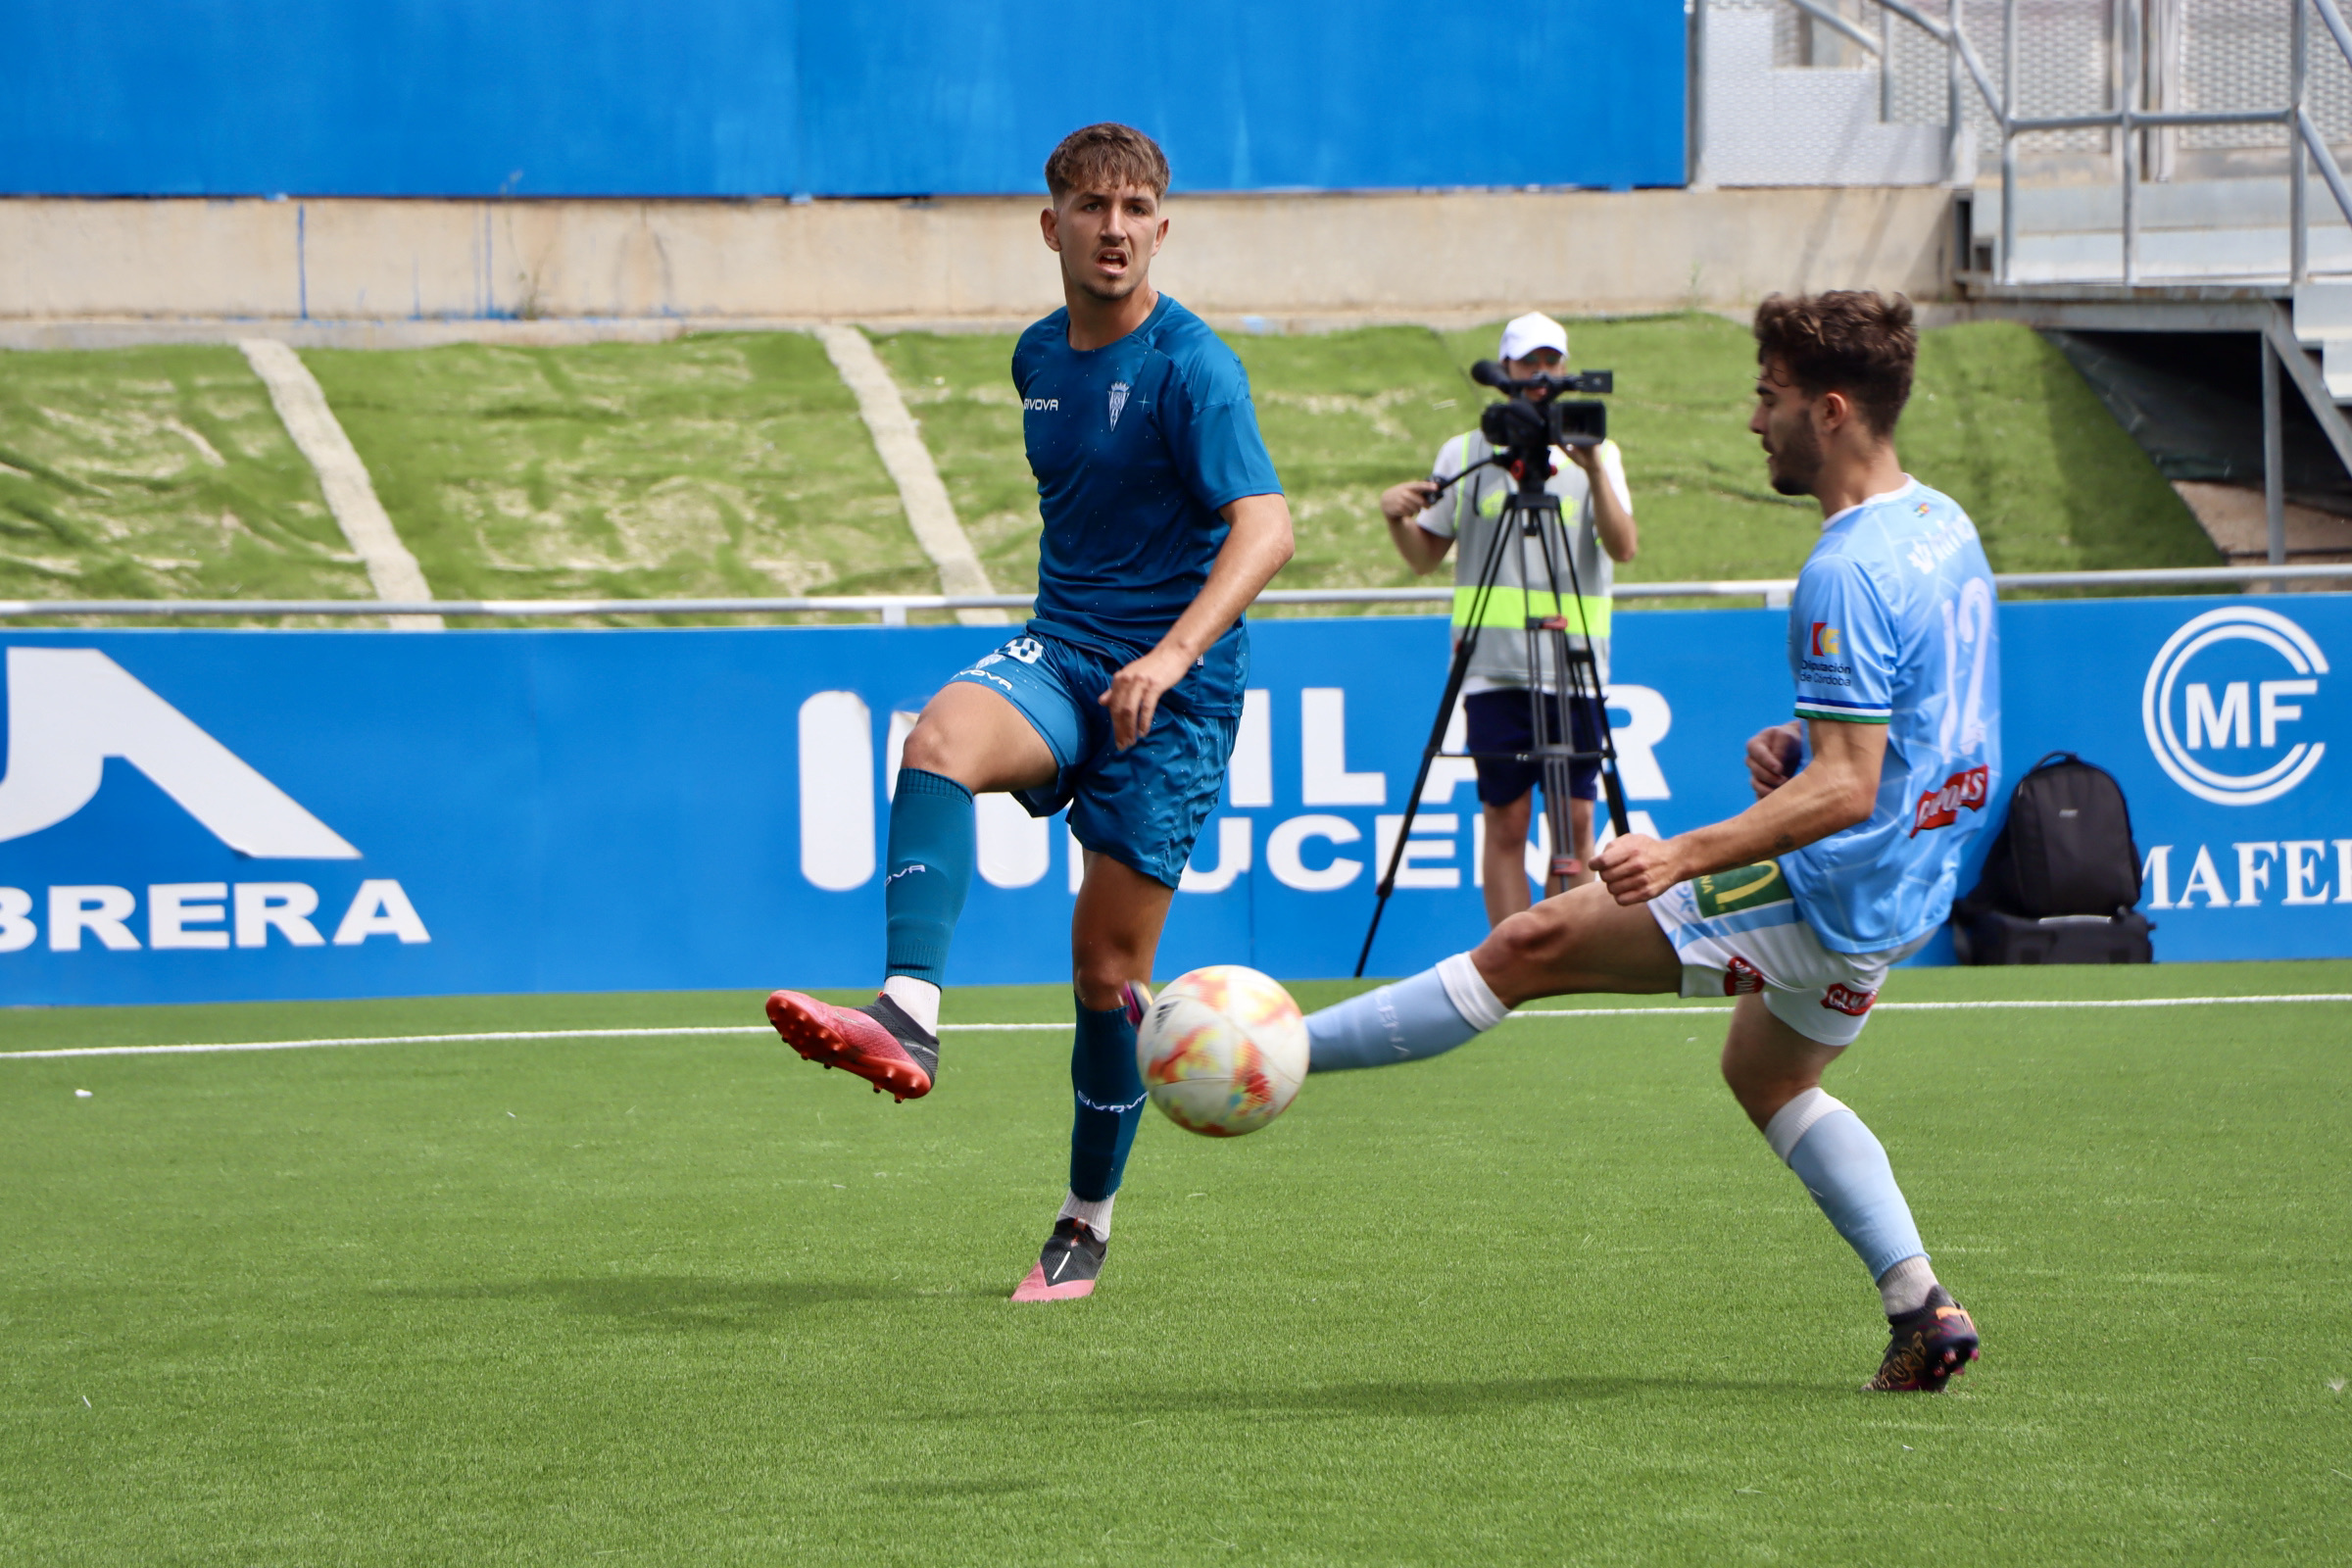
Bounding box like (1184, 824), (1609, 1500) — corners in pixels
(765, 990), (938, 1102)
(1868, 1288), (1981, 1392)
(1011, 1217), (1107, 1302)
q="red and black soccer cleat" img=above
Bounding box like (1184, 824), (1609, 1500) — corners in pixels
(1868, 1288), (1981, 1392)
(1011, 1216), (1107, 1302)
(765, 990), (939, 1102)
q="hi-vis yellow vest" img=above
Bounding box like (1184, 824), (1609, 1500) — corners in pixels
(1427, 430), (1617, 686)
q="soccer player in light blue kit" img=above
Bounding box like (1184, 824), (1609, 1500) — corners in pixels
(766, 124), (1294, 1301)
(1306, 292), (1995, 1390)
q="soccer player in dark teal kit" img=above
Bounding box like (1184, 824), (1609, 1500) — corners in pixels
(766, 123), (1295, 1300)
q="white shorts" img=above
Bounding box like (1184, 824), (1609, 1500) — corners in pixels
(1647, 861), (1926, 1048)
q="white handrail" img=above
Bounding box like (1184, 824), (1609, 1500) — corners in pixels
(0, 564), (2345, 622)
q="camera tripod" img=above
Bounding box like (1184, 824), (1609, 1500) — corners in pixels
(1352, 446), (1632, 978)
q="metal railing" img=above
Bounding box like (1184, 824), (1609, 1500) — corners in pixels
(1804, 0), (2352, 285)
(1, 564), (2346, 624)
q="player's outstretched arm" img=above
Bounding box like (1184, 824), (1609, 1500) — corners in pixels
(1099, 493), (1294, 750)
(1595, 717), (1886, 905)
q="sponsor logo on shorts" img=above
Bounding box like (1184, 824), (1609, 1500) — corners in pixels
(1821, 982), (1877, 1016)
(1691, 860), (1791, 917)
(1722, 956), (1767, 995)
(1909, 763), (1989, 837)
(1810, 622), (1841, 657)
(1004, 637), (1045, 664)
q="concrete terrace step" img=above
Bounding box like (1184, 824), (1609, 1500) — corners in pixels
(2294, 281), (2352, 400)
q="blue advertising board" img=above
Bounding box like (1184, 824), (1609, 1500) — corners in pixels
(0, 0), (1688, 198)
(0, 595), (2345, 1007)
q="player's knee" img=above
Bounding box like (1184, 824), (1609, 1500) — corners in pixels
(1071, 956), (1135, 1011)
(1472, 904), (1572, 1004)
(900, 715), (960, 777)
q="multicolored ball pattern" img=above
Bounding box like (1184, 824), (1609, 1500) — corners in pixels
(1134, 965), (1308, 1138)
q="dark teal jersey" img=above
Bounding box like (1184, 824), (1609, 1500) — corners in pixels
(1012, 294), (1282, 716)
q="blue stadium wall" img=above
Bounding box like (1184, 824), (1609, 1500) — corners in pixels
(0, 0), (1688, 197)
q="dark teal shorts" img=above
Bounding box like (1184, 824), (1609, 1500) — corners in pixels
(948, 632), (1239, 889)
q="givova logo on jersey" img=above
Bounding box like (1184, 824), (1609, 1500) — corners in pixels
(2142, 606), (2327, 807)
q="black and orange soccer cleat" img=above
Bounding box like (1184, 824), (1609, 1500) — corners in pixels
(1868, 1287), (1981, 1392)
(765, 990), (939, 1102)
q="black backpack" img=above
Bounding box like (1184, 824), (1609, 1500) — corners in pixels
(1951, 753), (2154, 964)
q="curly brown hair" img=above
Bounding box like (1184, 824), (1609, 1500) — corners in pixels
(1044, 122), (1170, 203)
(1752, 291), (1917, 437)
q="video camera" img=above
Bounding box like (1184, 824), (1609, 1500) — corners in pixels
(1470, 359), (1613, 457)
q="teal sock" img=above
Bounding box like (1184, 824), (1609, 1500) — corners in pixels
(882, 769), (974, 986)
(1069, 997), (1147, 1201)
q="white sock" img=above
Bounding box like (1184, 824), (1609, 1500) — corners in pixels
(880, 975), (940, 1037)
(1435, 951), (1511, 1031)
(1877, 1253), (1939, 1315)
(1057, 1190), (1115, 1241)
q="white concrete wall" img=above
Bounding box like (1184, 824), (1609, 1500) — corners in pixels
(0, 187), (1954, 327)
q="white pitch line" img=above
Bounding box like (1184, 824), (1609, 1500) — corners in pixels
(1516, 994), (2352, 1018)
(811, 323), (1005, 627)
(239, 338), (442, 631)
(0, 1019), (1068, 1061)
(2, 994), (2347, 1063)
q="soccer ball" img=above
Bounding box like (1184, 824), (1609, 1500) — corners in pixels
(1134, 965), (1308, 1138)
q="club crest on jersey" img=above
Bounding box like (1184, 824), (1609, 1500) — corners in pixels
(1107, 381), (1131, 430)
(1909, 764), (1989, 836)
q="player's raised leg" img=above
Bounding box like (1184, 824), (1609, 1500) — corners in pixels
(766, 680), (1055, 1102)
(1719, 996), (1979, 1391)
(1014, 854), (1174, 1301)
(1306, 881), (1681, 1070)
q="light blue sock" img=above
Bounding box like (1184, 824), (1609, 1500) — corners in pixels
(1307, 953), (1510, 1072)
(1767, 1089), (1927, 1282)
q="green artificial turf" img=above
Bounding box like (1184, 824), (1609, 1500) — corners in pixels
(0, 345), (372, 618)
(3, 963), (2347, 1564)
(301, 335), (927, 625)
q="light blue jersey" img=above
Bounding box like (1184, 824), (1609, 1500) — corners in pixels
(1783, 479), (2001, 955)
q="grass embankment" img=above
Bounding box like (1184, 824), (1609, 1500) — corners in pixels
(0, 318), (2220, 621)
(302, 334), (928, 625)
(0, 344), (371, 619)
(1, 961), (2345, 1563)
(880, 314), (2219, 613)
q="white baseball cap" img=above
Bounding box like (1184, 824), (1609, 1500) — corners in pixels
(1497, 312), (1569, 363)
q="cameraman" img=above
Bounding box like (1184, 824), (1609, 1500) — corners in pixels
(1380, 312), (1638, 927)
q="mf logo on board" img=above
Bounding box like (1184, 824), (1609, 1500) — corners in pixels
(0, 648), (427, 954)
(2141, 607), (2328, 807)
